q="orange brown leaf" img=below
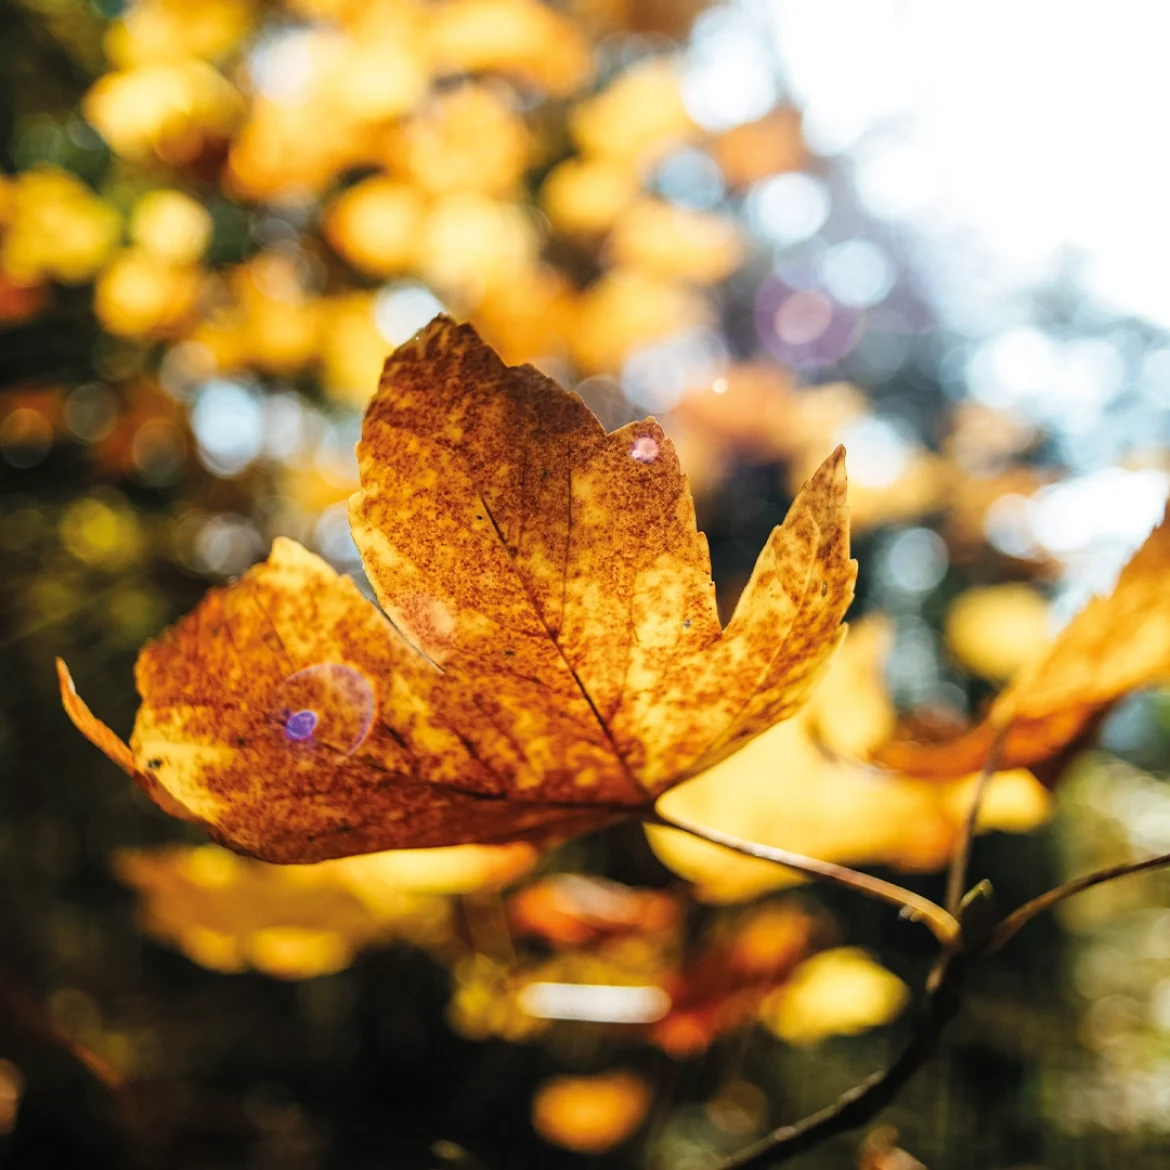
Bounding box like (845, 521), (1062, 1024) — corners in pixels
(60, 317), (854, 862)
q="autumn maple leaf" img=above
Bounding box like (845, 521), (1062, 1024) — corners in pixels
(58, 316), (854, 863)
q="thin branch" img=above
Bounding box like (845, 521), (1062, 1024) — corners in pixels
(714, 951), (968, 1169)
(945, 724), (1007, 916)
(986, 849), (1170, 954)
(647, 809), (959, 945)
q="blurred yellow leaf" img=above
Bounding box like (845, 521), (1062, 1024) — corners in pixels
(390, 83), (534, 196)
(114, 843), (463, 978)
(541, 156), (640, 237)
(882, 502), (1170, 779)
(760, 947), (908, 1046)
(803, 616), (897, 759)
(429, 0), (592, 97)
(104, 0), (254, 66)
(84, 60), (242, 163)
(570, 58), (694, 164)
(570, 269), (709, 374)
(323, 177), (426, 278)
(608, 198), (743, 285)
(129, 190), (213, 266)
(649, 720), (958, 902)
(945, 584), (1051, 681)
(94, 250), (203, 338)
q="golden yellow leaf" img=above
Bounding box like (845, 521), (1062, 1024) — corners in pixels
(881, 503), (1170, 779)
(760, 947), (908, 1046)
(60, 317), (854, 863)
(531, 1071), (651, 1153)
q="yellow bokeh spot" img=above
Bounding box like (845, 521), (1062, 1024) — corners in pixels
(570, 58), (694, 164)
(94, 249), (203, 338)
(0, 167), (120, 285)
(391, 83), (534, 197)
(130, 189), (213, 265)
(323, 177), (426, 278)
(942, 769), (1052, 835)
(429, 0), (592, 97)
(104, 0), (254, 66)
(325, 40), (428, 125)
(531, 1071), (651, 1153)
(713, 107), (807, 188)
(246, 927), (353, 980)
(415, 194), (539, 301)
(569, 269), (709, 374)
(945, 583), (1052, 681)
(320, 293), (391, 408)
(84, 59), (242, 163)
(608, 198), (744, 285)
(180, 843), (245, 888)
(761, 948), (909, 1046)
(541, 157), (640, 236)
(59, 496), (144, 570)
(471, 263), (575, 365)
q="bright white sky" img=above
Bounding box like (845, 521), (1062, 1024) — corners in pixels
(765, 0), (1170, 329)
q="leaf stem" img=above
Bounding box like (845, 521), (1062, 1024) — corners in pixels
(647, 809), (959, 945)
(986, 849), (1170, 954)
(945, 725), (1007, 916)
(713, 949), (968, 1169)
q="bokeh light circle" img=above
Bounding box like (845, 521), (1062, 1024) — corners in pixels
(269, 664), (376, 756)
